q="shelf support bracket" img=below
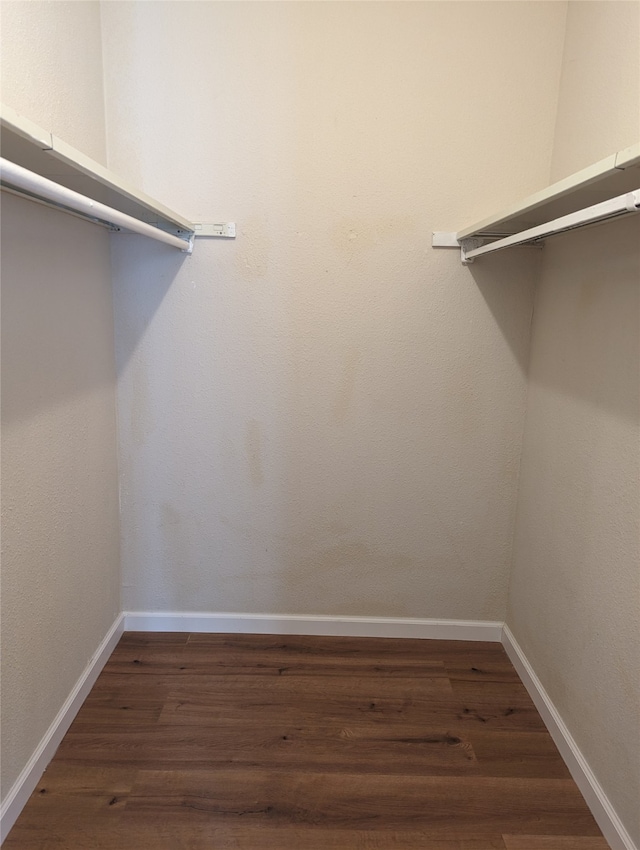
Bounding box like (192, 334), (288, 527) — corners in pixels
(431, 232), (487, 265)
(459, 238), (485, 265)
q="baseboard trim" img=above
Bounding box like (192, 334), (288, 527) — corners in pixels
(123, 611), (504, 642)
(0, 613), (125, 844)
(502, 624), (637, 850)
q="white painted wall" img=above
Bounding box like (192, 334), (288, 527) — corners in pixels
(5, 1), (636, 841)
(507, 2), (640, 844)
(0, 1), (120, 802)
(101, 1), (566, 618)
(549, 0), (640, 182)
(0, 0), (107, 164)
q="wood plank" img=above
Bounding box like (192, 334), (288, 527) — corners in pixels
(181, 634), (452, 677)
(87, 672), (180, 693)
(450, 680), (546, 731)
(7, 824), (508, 850)
(59, 717), (571, 780)
(157, 692), (465, 727)
(55, 722), (480, 775)
(466, 729), (571, 779)
(178, 655), (449, 678)
(95, 632), (190, 678)
(186, 634), (505, 658)
(2, 764), (136, 850)
(3, 826), (122, 850)
(198, 834), (508, 850)
(159, 673), (456, 704)
(444, 654), (522, 684)
(125, 690), (460, 720)
(98, 646), (191, 677)
(123, 769), (602, 836)
(104, 642), (450, 679)
(156, 675), (543, 732)
(502, 838), (611, 849)
(67, 688), (165, 730)
(117, 631), (190, 647)
(119, 825), (510, 850)
(59, 714), (571, 780)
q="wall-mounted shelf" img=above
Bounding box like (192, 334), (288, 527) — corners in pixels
(1, 104), (237, 252)
(1, 104), (196, 243)
(434, 142), (640, 263)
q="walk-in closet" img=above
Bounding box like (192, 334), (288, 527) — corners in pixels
(1, 2), (638, 847)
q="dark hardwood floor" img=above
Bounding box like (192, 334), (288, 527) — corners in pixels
(5, 633), (610, 849)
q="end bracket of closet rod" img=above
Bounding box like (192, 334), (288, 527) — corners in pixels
(460, 238), (485, 265)
(193, 222), (236, 238)
(168, 222), (237, 253)
(432, 232), (488, 265)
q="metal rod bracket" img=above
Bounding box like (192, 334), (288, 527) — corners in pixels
(460, 238), (485, 265)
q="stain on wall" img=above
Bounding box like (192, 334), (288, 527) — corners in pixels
(104, 1), (564, 621)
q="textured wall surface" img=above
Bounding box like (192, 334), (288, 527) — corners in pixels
(549, 0), (640, 181)
(2, 1), (637, 842)
(101, 1), (566, 618)
(0, 2), (120, 802)
(0, 0), (107, 163)
(507, 1), (640, 843)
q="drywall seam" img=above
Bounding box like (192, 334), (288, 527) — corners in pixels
(502, 624), (638, 850)
(0, 614), (125, 844)
(122, 611), (504, 642)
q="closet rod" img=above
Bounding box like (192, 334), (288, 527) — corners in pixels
(0, 157), (194, 252)
(462, 188), (640, 262)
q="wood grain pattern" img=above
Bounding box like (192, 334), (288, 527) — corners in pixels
(123, 769), (600, 833)
(4, 633), (610, 849)
(502, 838), (611, 849)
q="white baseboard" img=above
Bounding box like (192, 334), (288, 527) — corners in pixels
(0, 613), (125, 844)
(502, 624), (637, 850)
(123, 611), (504, 642)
